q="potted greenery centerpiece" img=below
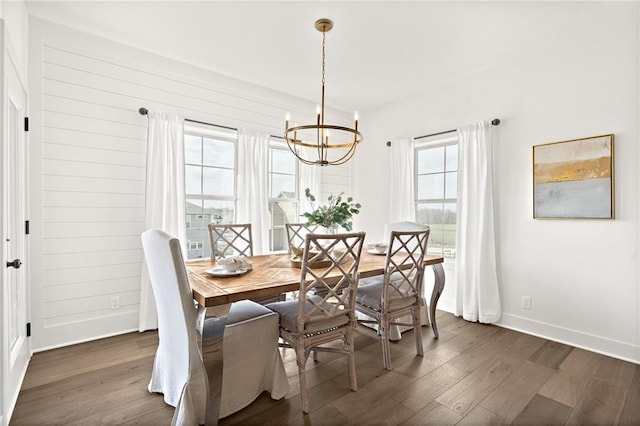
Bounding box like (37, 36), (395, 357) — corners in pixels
(302, 188), (361, 232)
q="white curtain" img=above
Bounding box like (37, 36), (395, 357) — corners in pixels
(389, 138), (415, 223)
(139, 112), (186, 331)
(299, 147), (322, 218)
(237, 128), (270, 254)
(455, 121), (501, 323)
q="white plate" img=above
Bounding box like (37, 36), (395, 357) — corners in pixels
(367, 249), (387, 256)
(204, 267), (249, 277)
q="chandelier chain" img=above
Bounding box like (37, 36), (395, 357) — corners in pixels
(322, 31), (326, 87)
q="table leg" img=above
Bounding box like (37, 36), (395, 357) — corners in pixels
(429, 264), (446, 338)
(200, 304), (231, 425)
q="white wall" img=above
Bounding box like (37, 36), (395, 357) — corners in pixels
(28, 17), (352, 351)
(0, 1), (28, 82)
(354, 2), (640, 362)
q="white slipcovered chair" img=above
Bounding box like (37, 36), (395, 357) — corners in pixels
(141, 229), (289, 424)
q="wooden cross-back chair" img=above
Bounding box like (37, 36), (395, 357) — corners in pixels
(355, 228), (430, 370)
(285, 222), (319, 254)
(208, 223), (253, 260)
(208, 223), (284, 304)
(265, 232), (366, 413)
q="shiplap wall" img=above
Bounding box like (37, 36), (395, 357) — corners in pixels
(29, 17), (353, 350)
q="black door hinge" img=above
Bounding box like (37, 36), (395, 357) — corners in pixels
(24, 117), (29, 132)
(26, 322), (31, 337)
(25, 220), (30, 235)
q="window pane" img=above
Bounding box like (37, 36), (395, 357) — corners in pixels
(445, 171), (457, 199)
(269, 200), (297, 226)
(270, 174), (296, 198)
(443, 202), (457, 258)
(417, 146), (444, 174)
(185, 165), (201, 195)
(185, 199), (206, 259)
(185, 134), (202, 164)
(445, 144), (458, 171)
(203, 167), (234, 196)
(272, 149), (296, 174)
(417, 174), (444, 199)
(269, 200), (297, 252)
(203, 138), (234, 168)
(204, 200), (235, 225)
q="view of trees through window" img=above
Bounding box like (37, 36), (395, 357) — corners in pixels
(184, 124), (237, 259)
(415, 138), (458, 258)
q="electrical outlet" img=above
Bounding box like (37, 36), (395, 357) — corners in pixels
(110, 296), (121, 310)
(521, 296), (532, 310)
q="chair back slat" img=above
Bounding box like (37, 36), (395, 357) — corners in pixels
(285, 223), (319, 253)
(297, 232), (366, 332)
(208, 223), (253, 260)
(382, 229), (430, 309)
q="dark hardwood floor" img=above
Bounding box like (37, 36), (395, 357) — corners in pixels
(11, 311), (640, 425)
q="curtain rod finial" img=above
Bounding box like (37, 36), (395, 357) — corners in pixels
(139, 107), (148, 116)
(491, 118), (501, 126)
(386, 141), (391, 147)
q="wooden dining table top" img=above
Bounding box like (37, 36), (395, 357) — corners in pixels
(186, 251), (444, 307)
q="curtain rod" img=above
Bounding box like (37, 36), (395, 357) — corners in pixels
(138, 107), (284, 139)
(386, 118), (501, 147)
(138, 107), (236, 131)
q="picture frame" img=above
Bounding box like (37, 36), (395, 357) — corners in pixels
(533, 134), (614, 219)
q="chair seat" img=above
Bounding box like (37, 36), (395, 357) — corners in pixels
(226, 299), (276, 325)
(266, 296), (350, 333)
(356, 277), (417, 312)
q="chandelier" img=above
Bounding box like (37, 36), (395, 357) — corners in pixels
(284, 18), (363, 166)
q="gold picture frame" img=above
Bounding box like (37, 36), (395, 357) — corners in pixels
(533, 134), (614, 219)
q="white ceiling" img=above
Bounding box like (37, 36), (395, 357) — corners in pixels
(25, 1), (582, 113)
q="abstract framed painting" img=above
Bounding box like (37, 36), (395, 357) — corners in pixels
(533, 134), (614, 219)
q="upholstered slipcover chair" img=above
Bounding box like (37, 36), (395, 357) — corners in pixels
(141, 229), (288, 424)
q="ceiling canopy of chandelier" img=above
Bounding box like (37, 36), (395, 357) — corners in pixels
(284, 18), (363, 167)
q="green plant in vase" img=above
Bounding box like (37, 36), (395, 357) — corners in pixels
(302, 188), (361, 232)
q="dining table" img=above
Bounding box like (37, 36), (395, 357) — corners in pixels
(186, 250), (445, 425)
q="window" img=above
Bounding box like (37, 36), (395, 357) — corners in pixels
(184, 123), (237, 259)
(415, 135), (458, 259)
(268, 139), (298, 252)
(187, 241), (204, 251)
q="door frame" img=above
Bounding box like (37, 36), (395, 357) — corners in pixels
(0, 19), (30, 426)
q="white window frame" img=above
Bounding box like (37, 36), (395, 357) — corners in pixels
(184, 123), (238, 259)
(267, 138), (299, 252)
(414, 133), (458, 259)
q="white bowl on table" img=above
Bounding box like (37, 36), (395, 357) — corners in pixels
(373, 243), (388, 254)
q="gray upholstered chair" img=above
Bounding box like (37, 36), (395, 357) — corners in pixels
(141, 229), (289, 423)
(355, 227), (430, 370)
(265, 231), (366, 413)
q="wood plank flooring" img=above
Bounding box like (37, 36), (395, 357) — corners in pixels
(11, 311), (640, 425)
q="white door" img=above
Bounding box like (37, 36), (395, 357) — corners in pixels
(1, 34), (30, 425)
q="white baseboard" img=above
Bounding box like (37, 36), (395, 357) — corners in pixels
(433, 301), (639, 364)
(498, 313), (639, 364)
(33, 326), (141, 353)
